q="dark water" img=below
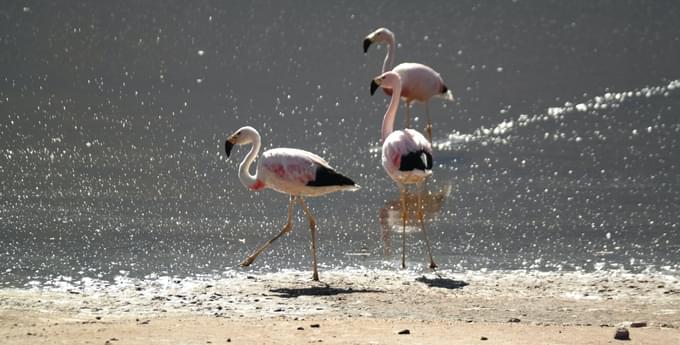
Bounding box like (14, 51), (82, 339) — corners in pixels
(1, 1), (679, 287)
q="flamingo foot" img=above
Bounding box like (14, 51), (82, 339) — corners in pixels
(240, 256), (256, 267)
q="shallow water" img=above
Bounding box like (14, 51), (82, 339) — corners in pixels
(1, 1), (680, 287)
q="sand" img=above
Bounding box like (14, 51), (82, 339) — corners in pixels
(1, 269), (678, 344)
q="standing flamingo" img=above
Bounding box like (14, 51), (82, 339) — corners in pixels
(363, 27), (453, 143)
(224, 126), (359, 281)
(371, 71), (437, 269)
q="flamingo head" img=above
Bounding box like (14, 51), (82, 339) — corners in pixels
(224, 126), (257, 157)
(370, 71), (401, 96)
(363, 27), (395, 53)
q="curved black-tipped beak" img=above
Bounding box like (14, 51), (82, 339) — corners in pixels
(370, 80), (379, 96)
(363, 38), (372, 53)
(224, 139), (234, 158)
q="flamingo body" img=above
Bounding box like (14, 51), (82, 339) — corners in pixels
(391, 63), (447, 103)
(382, 128), (433, 184)
(256, 148), (356, 197)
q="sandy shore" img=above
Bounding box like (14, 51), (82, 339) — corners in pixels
(1, 269), (678, 344)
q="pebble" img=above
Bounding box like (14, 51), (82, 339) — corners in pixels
(397, 329), (410, 335)
(614, 327), (630, 340)
(310, 324), (320, 328)
(481, 336), (488, 341)
(630, 321), (647, 328)
(297, 326), (304, 330)
(508, 318), (521, 323)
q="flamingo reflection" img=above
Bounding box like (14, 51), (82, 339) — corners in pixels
(379, 182), (452, 259)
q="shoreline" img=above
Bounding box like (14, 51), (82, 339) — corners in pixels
(1, 269), (678, 344)
(2, 314), (678, 345)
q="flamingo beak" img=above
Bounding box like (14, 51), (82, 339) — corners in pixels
(363, 38), (372, 53)
(370, 79), (380, 96)
(224, 138), (236, 158)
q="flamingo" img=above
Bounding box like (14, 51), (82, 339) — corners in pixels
(363, 27), (453, 143)
(371, 71), (437, 269)
(224, 126), (359, 281)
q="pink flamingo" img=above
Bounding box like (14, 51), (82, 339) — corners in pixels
(224, 126), (359, 281)
(371, 71), (437, 269)
(364, 27), (453, 143)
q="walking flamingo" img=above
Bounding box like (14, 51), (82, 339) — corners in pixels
(363, 27), (453, 143)
(371, 71), (437, 269)
(224, 126), (359, 281)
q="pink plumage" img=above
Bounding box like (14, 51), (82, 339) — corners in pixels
(382, 128), (433, 185)
(258, 148), (354, 197)
(393, 63), (447, 102)
(224, 126), (358, 281)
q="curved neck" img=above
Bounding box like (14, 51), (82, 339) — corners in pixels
(238, 132), (261, 188)
(381, 82), (402, 141)
(382, 35), (396, 73)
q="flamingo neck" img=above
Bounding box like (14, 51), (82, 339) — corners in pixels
(381, 82), (402, 142)
(238, 131), (261, 188)
(382, 34), (396, 73)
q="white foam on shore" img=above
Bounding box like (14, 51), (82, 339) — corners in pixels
(434, 79), (680, 150)
(19, 267), (680, 295)
(1, 268), (677, 320)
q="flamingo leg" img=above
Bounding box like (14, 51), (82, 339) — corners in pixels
(416, 183), (437, 269)
(299, 197), (320, 281)
(404, 101), (411, 128)
(399, 185), (407, 269)
(379, 206), (392, 256)
(240, 195), (296, 267)
(425, 102), (433, 143)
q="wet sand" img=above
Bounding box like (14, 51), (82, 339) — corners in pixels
(1, 270), (678, 344)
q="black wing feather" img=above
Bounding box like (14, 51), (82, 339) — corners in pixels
(399, 150), (433, 172)
(306, 165), (356, 187)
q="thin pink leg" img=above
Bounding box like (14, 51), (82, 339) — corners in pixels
(240, 195), (296, 267)
(299, 197), (320, 281)
(417, 183), (437, 269)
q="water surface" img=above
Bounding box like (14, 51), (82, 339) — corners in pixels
(1, 1), (679, 287)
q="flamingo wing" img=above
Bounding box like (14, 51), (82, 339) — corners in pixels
(260, 148), (318, 185)
(260, 148), (355, 192)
